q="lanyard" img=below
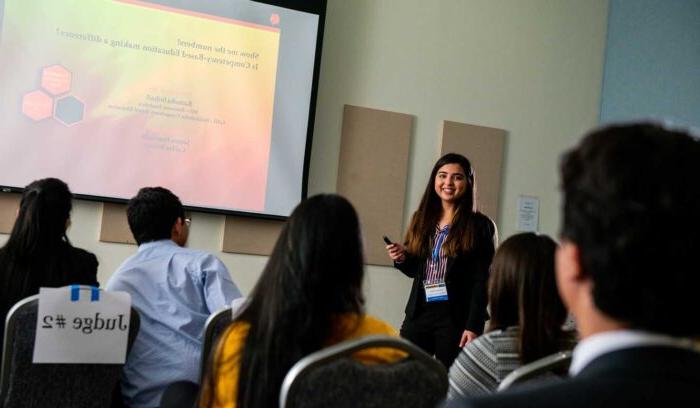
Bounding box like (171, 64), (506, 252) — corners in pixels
(432, 226), (449, 261)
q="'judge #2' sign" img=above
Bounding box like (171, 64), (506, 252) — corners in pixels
(33, 286), (132, 364)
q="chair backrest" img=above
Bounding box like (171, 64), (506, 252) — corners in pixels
(279, 335), (448, 408)
(199, 307), (233, 381)
(497, 350), (572, 392)
(0, 294), (140, 408)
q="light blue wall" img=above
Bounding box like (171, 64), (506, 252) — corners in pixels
(600, 0), (700, 129)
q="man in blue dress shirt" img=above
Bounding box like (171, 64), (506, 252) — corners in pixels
(107, 187), (242, 407)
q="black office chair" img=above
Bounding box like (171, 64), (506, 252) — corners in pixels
(199, 306), (235, 382)
(279, 335), (448, 408)
(199, 298), (247, 381)
(0, 293), (140, 408)
(162, 302), (247, 408)
(497, 350), (572, 392)
(161, 300), (249, 408)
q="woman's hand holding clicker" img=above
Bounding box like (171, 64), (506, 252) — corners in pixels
(386, 243), (406, 263)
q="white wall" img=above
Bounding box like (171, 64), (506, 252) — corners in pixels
(310, 0), (609, 327)
(4, 0), (609, 330)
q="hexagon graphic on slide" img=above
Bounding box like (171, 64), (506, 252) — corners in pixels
(41, 65), (72, 96)
(54, 95), (85, 126)
(22, 90), (54, 121)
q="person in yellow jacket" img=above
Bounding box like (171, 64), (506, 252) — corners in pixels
(200, 194), (405, 408)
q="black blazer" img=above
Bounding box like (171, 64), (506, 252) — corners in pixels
(447, 345), (700, 408)
(0, 243), (99, 343)
(395, 213), (495, 334)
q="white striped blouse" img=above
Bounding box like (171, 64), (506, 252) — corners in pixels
(424, 224), (449, 284)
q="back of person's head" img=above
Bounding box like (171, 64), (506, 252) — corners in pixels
(0, 178), (74, 305)
(126, 187), (184, 245)
(5, 177), (73, 256)
(255, 193), (365, 315)
(211, 194), (365, 408)
(488, 232), (566, 363)
(560, 122), (700, 336)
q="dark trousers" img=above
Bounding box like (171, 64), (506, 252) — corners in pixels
(400, 301), (462, 368)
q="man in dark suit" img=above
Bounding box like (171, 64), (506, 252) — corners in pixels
(447, 123), (700, 407)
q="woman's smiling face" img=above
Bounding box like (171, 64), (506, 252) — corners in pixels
(434, 163), (467, 204)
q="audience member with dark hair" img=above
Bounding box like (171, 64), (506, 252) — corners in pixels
(107, 187), (242, 408)
(0, 177), (97, 343)
(447, 123), (700, 408)
(447, 232), (572, 398)
(199, 194), (404, 408)
(386, 153), (497, 367)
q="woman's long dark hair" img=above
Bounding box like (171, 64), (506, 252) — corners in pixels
(487, 233), (567, 364)
(205, 194), (365, 408)
(405, 153), (479, 257)
(0, 178), (74, 297)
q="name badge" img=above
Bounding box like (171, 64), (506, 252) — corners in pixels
(424, 282), (448, 302)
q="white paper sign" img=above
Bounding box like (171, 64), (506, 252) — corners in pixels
(33, 286), (132, 364)
(517, 195), (540, 232)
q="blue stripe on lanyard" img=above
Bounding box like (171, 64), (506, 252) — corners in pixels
(432, 227), (449, 261)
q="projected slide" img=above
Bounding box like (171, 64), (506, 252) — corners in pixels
(0, 0), (318, 215)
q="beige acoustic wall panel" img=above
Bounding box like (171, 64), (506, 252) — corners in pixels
(441, 121), (506, 225)
(0, 193), (20, 234)
(337, 105), (413, 266)
(100, 202), (136, 245)
(222, 216), (284, 256)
